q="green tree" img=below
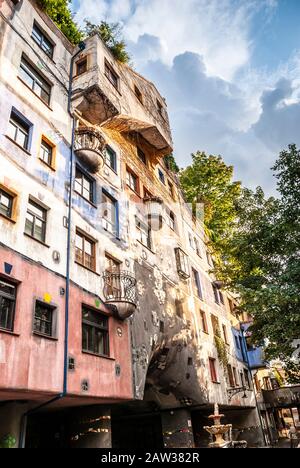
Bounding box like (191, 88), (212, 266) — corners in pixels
(37, 0), (83, 45)
(180, 151), (241, 249)
(217, 145), (300, 383)
(164, 154), (180, 173)
(84, 21), (130, 63)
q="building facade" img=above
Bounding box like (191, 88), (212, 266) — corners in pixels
(0, 0), (264, 448)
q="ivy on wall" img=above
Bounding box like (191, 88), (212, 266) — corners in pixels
(214, 328), (229, 369)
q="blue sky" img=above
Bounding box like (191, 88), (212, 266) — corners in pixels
(71, 0), (300, 194)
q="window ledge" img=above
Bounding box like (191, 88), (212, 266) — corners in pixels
(33, 332), (58, 341)
(0, 213), (16, 224)
(82, 350), (115, 361)
(5, 135), (31, 156)
(137, 240), (155, 255)
(75, 261), (100, 276)
(17, 77), (53, 111)
(0, 328), (20, 337)
(212, 381), (221, 385)
(74, 190), (97, 209)
(24, 232), (50, 248)
(39, 158), (56, 172)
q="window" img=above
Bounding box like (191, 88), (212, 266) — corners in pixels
(157, 99), (163, 116)
(19, 56), (51, 105)
(194, 238), (201, 257)
(0, 279), (16, 332)
(227, 364), (235, 387)
(158, 169), (165, 185)
(137, 147), (147, 165)
(105, 145), (117, 172)
(0, 189), (13, 219)
(244, 369), (251, 388)
(136, 217), (152, 250)
(209, 358), (218, 383)
(222, 325), (229, 344)
(32, 22), (54, 58)
(75, 230), (96, 271)
(219, 291), (225, 305)
(166, 210), (176, 231)
(102, 191), (118, 236)
(40, 138), (54, 167)
(206, 250), (213, 267)
(212, 284), (220, 304)
(134, 85), (143, 104)
(240, 371), (245, 387)
(188, 233), (194, 249)
(82, 306), (109, 356)
(25, 199), (47, 243)
(105, 254), (121, 298)
(126, 169), (139, 193)
(211, 315), (219, 336)
(192, 268), (203, 300)
(233, 367), (238, 387)
(76, 57), (87, 76)
(34, 301), (55, 337)
(74, 167), (94, 203)
(200, 310), (208, 334)
(235, 335), (241, 350)
(7, 109), (31, 151)
(167, 180), (174, 198)
(105, 60), (119, 89)
(175, 248), (190, 279)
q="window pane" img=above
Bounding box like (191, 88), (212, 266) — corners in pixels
(28, 201), (45, 219)
(0, 190), (13, 218)
(41, 140), (52, 165)
(0, 297), (14, 331)
(34, 303), (53, 336)
(20, 57), (51, 104)
(25, 212), (34, 236)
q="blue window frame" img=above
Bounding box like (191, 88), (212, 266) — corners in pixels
(158, 169), (165, 184)
(105, 145), (117, 172)
(7, 107), (33, 152)
(192, 268), (203, 300)
(101, 189), (119, 238)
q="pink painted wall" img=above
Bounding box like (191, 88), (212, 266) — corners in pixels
(0, 247), (133, 402)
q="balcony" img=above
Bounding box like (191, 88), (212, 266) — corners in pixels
(72, 35), (173, 158)
(74, 127), (106, 173)
(102, 270), (137, 320)
(262, 386), (300, 407)
(247, 347), (267, 370)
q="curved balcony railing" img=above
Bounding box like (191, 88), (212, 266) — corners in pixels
(74, 127), (106, 173)
(102, 270), (137, 320)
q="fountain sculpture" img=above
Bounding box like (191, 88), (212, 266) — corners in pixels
(204, 403), (232, 448)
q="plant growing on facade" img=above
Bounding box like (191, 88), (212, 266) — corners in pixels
(214, 328), (228, 370)
(84, 21), (130, 64)
(0, 434), (16, 449)
(37, 0), (83, 44)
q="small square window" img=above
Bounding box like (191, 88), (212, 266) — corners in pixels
(76, 57), (87, 76)
(74, 166), (95, 203)
(126, 168), (139, 194)
(137, 147), (147, 165)
(25, 199), (47, 243)
(75, 230), (96, 271)
(40, 138), (54, 167)
(7, 108), (32, 151)
(158, 169), (165, 185)
(105, 60), (119, 89)
(82, 306), (109, 356)
(105, 145), (117, 171)
(34, 301), (55, 337)
(0, 189), (14, 219)
(0, 279), (16, 332)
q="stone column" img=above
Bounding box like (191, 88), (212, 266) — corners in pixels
(0, 401), (28, 448)
(161, 409), (195, 448)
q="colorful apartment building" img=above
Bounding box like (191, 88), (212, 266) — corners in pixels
(0, 0), (265, 448)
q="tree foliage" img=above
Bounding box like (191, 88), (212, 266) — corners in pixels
(164, 154), (180, 173)
(179, 151), (241, 249)
(37, 0), (83, 45)
(84, 21), (130, 63)
(216, 145), (300, 383)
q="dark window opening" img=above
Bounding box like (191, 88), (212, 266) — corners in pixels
(105, 60), (119, 89)
(34, 301), (55, 337)
(25, 199), (47, 243)
(0, 189), (13, 219)
(0, 279), (16, 332)
(40, 138), (53, 167)
(7, 109), (31, 151)
(32, 22), (54, 58)
(105, 145), (117, 171)
(82, 306), (109, 356)
(137, 147), (147, 165)
(76, 57), (87, 76)
(134, 85), (143, 104)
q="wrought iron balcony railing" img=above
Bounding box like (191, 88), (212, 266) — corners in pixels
(74, 126), (106, 173)
(102, 270), (137, 320)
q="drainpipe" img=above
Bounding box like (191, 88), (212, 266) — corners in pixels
(240, 324), (268, 447)
(18, 42), (86, 448)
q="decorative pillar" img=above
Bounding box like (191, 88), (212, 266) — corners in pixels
(161, 409), (195, 448)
